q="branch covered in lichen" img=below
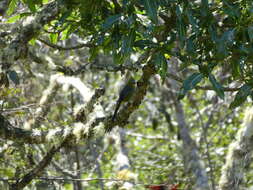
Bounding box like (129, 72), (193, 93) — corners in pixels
(0, 114), (46, 144)
(24, 75), (60, 130)
(10, 139), (66, 190)
(219, 108), (253, 190)
(0, 76), (104, 144)
(0, 1), (63, 71)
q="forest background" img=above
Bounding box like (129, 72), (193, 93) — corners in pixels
(0, 0), (253, 189)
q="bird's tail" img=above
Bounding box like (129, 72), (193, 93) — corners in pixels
(112, 101), (121, 121)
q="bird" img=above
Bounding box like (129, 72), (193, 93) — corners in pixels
(112, 77), (136, 121)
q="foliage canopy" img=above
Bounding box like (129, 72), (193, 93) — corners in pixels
(0, 0), (253, 189)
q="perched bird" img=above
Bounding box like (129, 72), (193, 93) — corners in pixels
(112, 77), (136, 121)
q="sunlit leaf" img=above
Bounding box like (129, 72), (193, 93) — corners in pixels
(7, 0), (18, 15)
(60, 25), (71, 41)
(6, 14), (20, 23)
(29, 38), (36, 46)
(50, 33), (58, 44)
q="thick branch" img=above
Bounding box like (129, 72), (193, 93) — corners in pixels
(0, 1), (63, 71)
(10, 139), (66, 190)
(219, 107), (253, 190)
(0, 86), (104, 144)
(104, 62), (156, 131)
(0, 114), (46, 144)
(168, 57), (210, 190)
(24, 75), (60, 130)
(0, 50), (152, 143)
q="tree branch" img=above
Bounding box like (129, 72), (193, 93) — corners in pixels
(167, 57), (210, 190)
(0, 114), (46, 144)
(167, 73), (240, 92)
(10, 139), (66, 190)
(0, 1), (63, 71)
(104, 63), (156, 131)
(219, 107), (253, 190)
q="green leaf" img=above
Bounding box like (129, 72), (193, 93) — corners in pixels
(111, 27), (121, 49)
(200, 0), (210, 18)
(142, 0), (158, 24)
(201, 0), (209, 8)
(154, 53), (167, 83)
(230, 84), (253, 109)
(175, 5), (182, 18)
(27, 0), (37, 12)
(101, 14), (121, 31)
(176, 6), (186, 48)
(7, 70), (20, 85)
(223, 0), (240, 18)
(216, 39), (228, 58)
(208, 25), (218, 42)
(239, 44), (250, 54)
(183, 73), (204, 91)
(29, 38), (36, 46)
(134, 40), (158, 49)
(7, 0), (19, 15)
(208, 74), (224, 99)
(122, 29), (136, 55)
(222, 29), (235, 45)
(50, 33), (58, 44)
(248, 25), (253, 42)
(60, 25), (71, 41)
(179, 23), (186, 47)
(186, 9), (199, 34)
(159, 59), (167, 83)
(178, 73), (204, 100)
(89, 47), (99, 61)
(186, 36), (196, 54)
(5, 14), (20, 23)
(113, 52), (125, 65)
(59, 11), (72, 25)
(231, 58), (244, 78)
(66, 23), (79, 38)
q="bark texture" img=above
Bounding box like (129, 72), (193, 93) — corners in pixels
(219, 108), (253, 190)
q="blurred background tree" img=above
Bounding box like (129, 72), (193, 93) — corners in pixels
(0, 0), (253, 189)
